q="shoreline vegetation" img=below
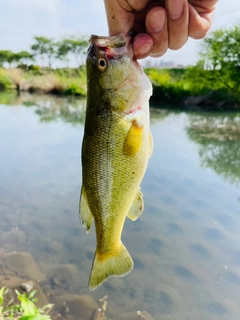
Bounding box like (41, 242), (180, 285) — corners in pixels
(0, 66), (239, 111)
(0, 23), (239, 110)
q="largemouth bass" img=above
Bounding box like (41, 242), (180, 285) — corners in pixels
(80, 34), (153, 291)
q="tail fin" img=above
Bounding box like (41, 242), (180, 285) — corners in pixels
(88, 243), (133, 291)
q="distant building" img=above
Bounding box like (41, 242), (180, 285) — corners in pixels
(145, 60), (185, 69)
(159, 61), (174, 68)
(145, 60), (152, 68)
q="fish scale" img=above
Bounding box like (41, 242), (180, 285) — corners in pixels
(80, 34), (153, 290)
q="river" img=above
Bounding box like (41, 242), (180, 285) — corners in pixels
(0, 92), (240, 320)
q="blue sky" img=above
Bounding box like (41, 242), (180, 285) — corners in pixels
(0, 0), (239, 66)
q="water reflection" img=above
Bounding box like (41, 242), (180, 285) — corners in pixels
(0, 90), (18, 105)
(187, 114), (240, 186)
(1, 95), (240, 319)
(0, 92), (86, 124)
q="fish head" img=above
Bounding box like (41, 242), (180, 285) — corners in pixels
(86, 34), (152, 114)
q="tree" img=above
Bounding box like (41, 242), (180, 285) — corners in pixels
(56, 40), (72, 66)
(199, 24), (240, 99)
(16, 51), (34, 65)
(0, 50), (19, 68)
(61, 36), (88, 66)
(31, 36), (57, 68)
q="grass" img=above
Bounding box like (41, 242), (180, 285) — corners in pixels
(0, 287), (53, 320)
(0, 67), (87, 97)
(0, 69), (13, 90)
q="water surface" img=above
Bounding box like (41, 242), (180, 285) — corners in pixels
(1, 93), (240, 320)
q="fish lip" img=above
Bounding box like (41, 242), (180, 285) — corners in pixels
(90, 34), (130, 48)
(89, 34), (132, 59)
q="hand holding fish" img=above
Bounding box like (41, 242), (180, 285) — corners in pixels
(104, 0), (218, 59)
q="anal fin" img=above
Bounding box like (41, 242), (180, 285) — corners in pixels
(127, 190), (144, 221)
(79, 186), (93, 233)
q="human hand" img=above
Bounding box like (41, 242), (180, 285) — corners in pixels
(104, 0), (218, 59)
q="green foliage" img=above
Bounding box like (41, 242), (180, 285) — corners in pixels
(64, 83), (85, 96)
(0, 50), (33, 69)
(0, 69), (12, 90)
(199, 24), (240, 100)
(145, 68), (171, 86)
(31, 37), (57, 68)
(27, 65), (42, 76)
(0, 287), (5, 306)
(0, 50), (18, 68)
(0, 287), (53, 320)
(144, 23), (240, 108)
(16, 51), (34, 64)
(52, 67), (87, 96)
(57, 36), (88, 66)
(30, 35), (88, 68)
(0, 25), (239, 108)
(145, 68), (191, 105)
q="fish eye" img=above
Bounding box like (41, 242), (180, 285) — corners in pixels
(97, 58), (107, 71)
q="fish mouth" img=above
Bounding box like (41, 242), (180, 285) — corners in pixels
(89, 34), (132, 59)
(90, 34), (130, 48)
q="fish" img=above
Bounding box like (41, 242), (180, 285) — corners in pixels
(80, 34), (153, 291)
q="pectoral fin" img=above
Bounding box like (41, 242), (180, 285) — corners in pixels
(79, 186), (93, 233)
(122, 120), (143, 157)
(127, 190), (144, 221)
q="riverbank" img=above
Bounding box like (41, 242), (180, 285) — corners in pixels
(0, 67), (239, 110)
(0, 67), (87, 97)
(145, 68), (240, 111)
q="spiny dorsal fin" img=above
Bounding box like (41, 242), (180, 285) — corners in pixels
(127, 190), (144, 221)
(79, 186), (93, 233)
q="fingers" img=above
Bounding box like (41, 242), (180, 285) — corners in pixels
(188, 3), (215, 39)
(103, 0), (134, 36)
(145, 7), (168, 57)
(144, 0), (189, 57)
(166, 0), (189, 50)
(103, 0), (150, 36)
(104, 0), (217, 60)
(133, 33), (153, 59)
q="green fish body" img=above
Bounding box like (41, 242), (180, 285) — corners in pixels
(80, 34), (153, 290)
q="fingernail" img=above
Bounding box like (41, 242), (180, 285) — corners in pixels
(168, 0), (183, 20)
(150, 10), (165, 33)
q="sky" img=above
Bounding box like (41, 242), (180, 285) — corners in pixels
(0, 0), (239, 66)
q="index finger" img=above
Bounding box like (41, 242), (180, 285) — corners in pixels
(104, 0), (134, 36)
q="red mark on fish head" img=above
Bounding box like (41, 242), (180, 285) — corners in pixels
(99, 47), (114, 60)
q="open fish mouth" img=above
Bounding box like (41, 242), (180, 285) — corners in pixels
(90, 34), (130, 48)
(89, 34), (132, 59)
